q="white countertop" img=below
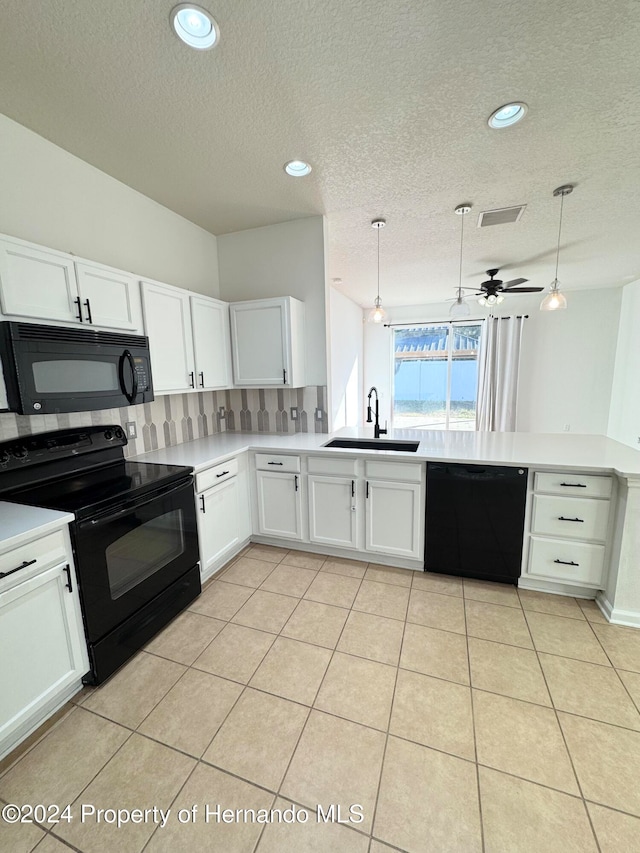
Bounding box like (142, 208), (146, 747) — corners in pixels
(0, 501), (74, 553)
(134, 427), (640, 478)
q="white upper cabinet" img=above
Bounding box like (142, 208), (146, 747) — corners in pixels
(75, 262), (141, 331)
(0, 238), (79, 323)
(141, 280), (196, 394)
(229, 296), (305, 387)
(0, 235), (143, 333)
(190, 295), (232, 390)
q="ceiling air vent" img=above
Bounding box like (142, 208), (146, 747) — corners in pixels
(478, 205), (526, 227)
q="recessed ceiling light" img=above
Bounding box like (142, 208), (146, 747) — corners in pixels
(488, 102), (528, 129)
(170, 4), (219, 50)
(284, 160), (312, 177)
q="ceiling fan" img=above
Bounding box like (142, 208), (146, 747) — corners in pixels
(457, 268), (545, 307)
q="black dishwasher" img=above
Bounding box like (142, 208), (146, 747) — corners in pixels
(425, 463), (528, 584)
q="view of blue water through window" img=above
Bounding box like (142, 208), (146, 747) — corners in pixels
(392, 323), (482, 430)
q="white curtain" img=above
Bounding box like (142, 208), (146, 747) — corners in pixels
(476, 315), (527, 431)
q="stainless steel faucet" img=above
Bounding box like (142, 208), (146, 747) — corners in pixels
(366, 386), (387, 439)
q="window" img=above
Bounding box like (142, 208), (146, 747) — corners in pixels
(392, 322), (483, 430)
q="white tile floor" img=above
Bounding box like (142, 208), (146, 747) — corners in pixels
(2, 545), (640, 852)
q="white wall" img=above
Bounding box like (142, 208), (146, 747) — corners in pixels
(608, 278), (640, 449)
(328, 287), (364, 429)
(217, 216), (327, 385)
(363, 287), (622, 434)
(0, 114), (219, 296)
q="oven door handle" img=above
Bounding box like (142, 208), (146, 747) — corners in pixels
(84, 478), (192, 527)
(119, 349), (139, 405)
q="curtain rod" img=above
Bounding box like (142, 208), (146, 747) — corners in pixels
(383, 314), (528, 328)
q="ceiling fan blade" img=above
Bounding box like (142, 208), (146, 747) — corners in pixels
(505, 286), (544, 293)
(504, 278), (528, 288)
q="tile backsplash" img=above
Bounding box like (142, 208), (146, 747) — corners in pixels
(0, 386), (328, 458)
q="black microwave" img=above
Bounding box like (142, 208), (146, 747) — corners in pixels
(0, 322), (154, 414)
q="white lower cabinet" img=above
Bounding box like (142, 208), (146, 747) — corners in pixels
(195, 453), (251, 580)
(523, 470), (613, 590)
(198, 478), (240, 574)
(308, 474), (358, 549)
(256, 470), (303, 540)
(365, 479), (422, 559)
(0, 531), (88, 761)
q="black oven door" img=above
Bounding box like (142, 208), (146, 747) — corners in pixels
(73, 477), (199, 644)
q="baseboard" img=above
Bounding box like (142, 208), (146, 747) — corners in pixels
(597, 592), (640, 627)
(249, 536), (423, 572)
(517, 576), (598, 600)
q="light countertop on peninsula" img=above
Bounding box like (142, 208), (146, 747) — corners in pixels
(0, 502), (74, 553)
(134, 428), (640, 479)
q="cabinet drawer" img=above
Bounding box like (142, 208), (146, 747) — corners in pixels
(0, 530), (68, 583)
(308, 456), (358, 476)
(534, 472), (612, 499)
(527, 536), (605, 587)
(531, 495), (610, 541)
(255, 453), (300, 473)
(196, 457), (238, 493)
(365, 460), (423, 483)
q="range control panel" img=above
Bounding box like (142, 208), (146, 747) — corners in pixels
(0, 426), (126, 471)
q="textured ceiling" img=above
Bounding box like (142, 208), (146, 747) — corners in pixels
(0, 0), (639, 306)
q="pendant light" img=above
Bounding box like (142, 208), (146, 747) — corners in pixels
(450, 204), (472, 318)
(540, 184), (573, 311)
(367, 218), (387, 323)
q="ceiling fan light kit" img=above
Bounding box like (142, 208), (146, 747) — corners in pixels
(540, 184), (574, 312)
(367, 218), (387, 324)
(449, 204), (472, 319)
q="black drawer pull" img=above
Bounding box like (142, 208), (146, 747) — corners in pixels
(560, 482), (587, 488)
(294, 474), (299, 492)
(216, 470), (230, 478)
(199, 372), (204, 388)
(558, 516), (584, 523)
(0, 558), (37, 580)
(554, 559), (579, 567)
(366, 481), (370, 499)
(268, 461), (284, 466)
(84, 298), (93, 324)
(74, 296), (83, 322)
(200, 495), (206, 513)
(351, 479), (355, 498)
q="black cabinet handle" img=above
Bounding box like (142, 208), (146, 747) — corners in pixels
(268, 461), (284, 466)
(560, 482), (587, 488)
(351, 479), (355, 498)
(294, 475), (299, 492)
(63, 564), (73, 593)
(189, 372), (195, 388)
(0, 558), (36, 580)
(74, 297), (83, 322)
(554, 559), (579, 566)
(216, 470), (229, 478)
(84, 298), (93, 323)
(200, 495), (206, 513)
(366, 481), (369, 499)
(558, 516), (584, 523)
(283, 369), (287, 384)
(199, 372), (204, 387)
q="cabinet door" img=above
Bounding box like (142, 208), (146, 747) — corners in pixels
(191, 296), (232, 389)
(0, 238), (79, 323)
(308, 475), (358, 549)
(75, 262), (142, 332)
(365, 479), (422, 559)
(256, 470), (302, 539)
(141, 281), (195, 393)
(230, 300), (288, 386)
(0, 562), (88, 750)
(197, 479), (240, 575)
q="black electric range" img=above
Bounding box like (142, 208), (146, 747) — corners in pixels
(0, 426), (201, 684)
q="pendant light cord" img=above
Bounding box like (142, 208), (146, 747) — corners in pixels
(458, 211), (465, 298)
(554, 191), (565, 282)
(377, 224), (381, 301)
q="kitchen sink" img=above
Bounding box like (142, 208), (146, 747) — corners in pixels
(323, 438), (420, 452)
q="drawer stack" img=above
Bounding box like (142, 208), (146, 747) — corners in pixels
(526, 472), (613, 588)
